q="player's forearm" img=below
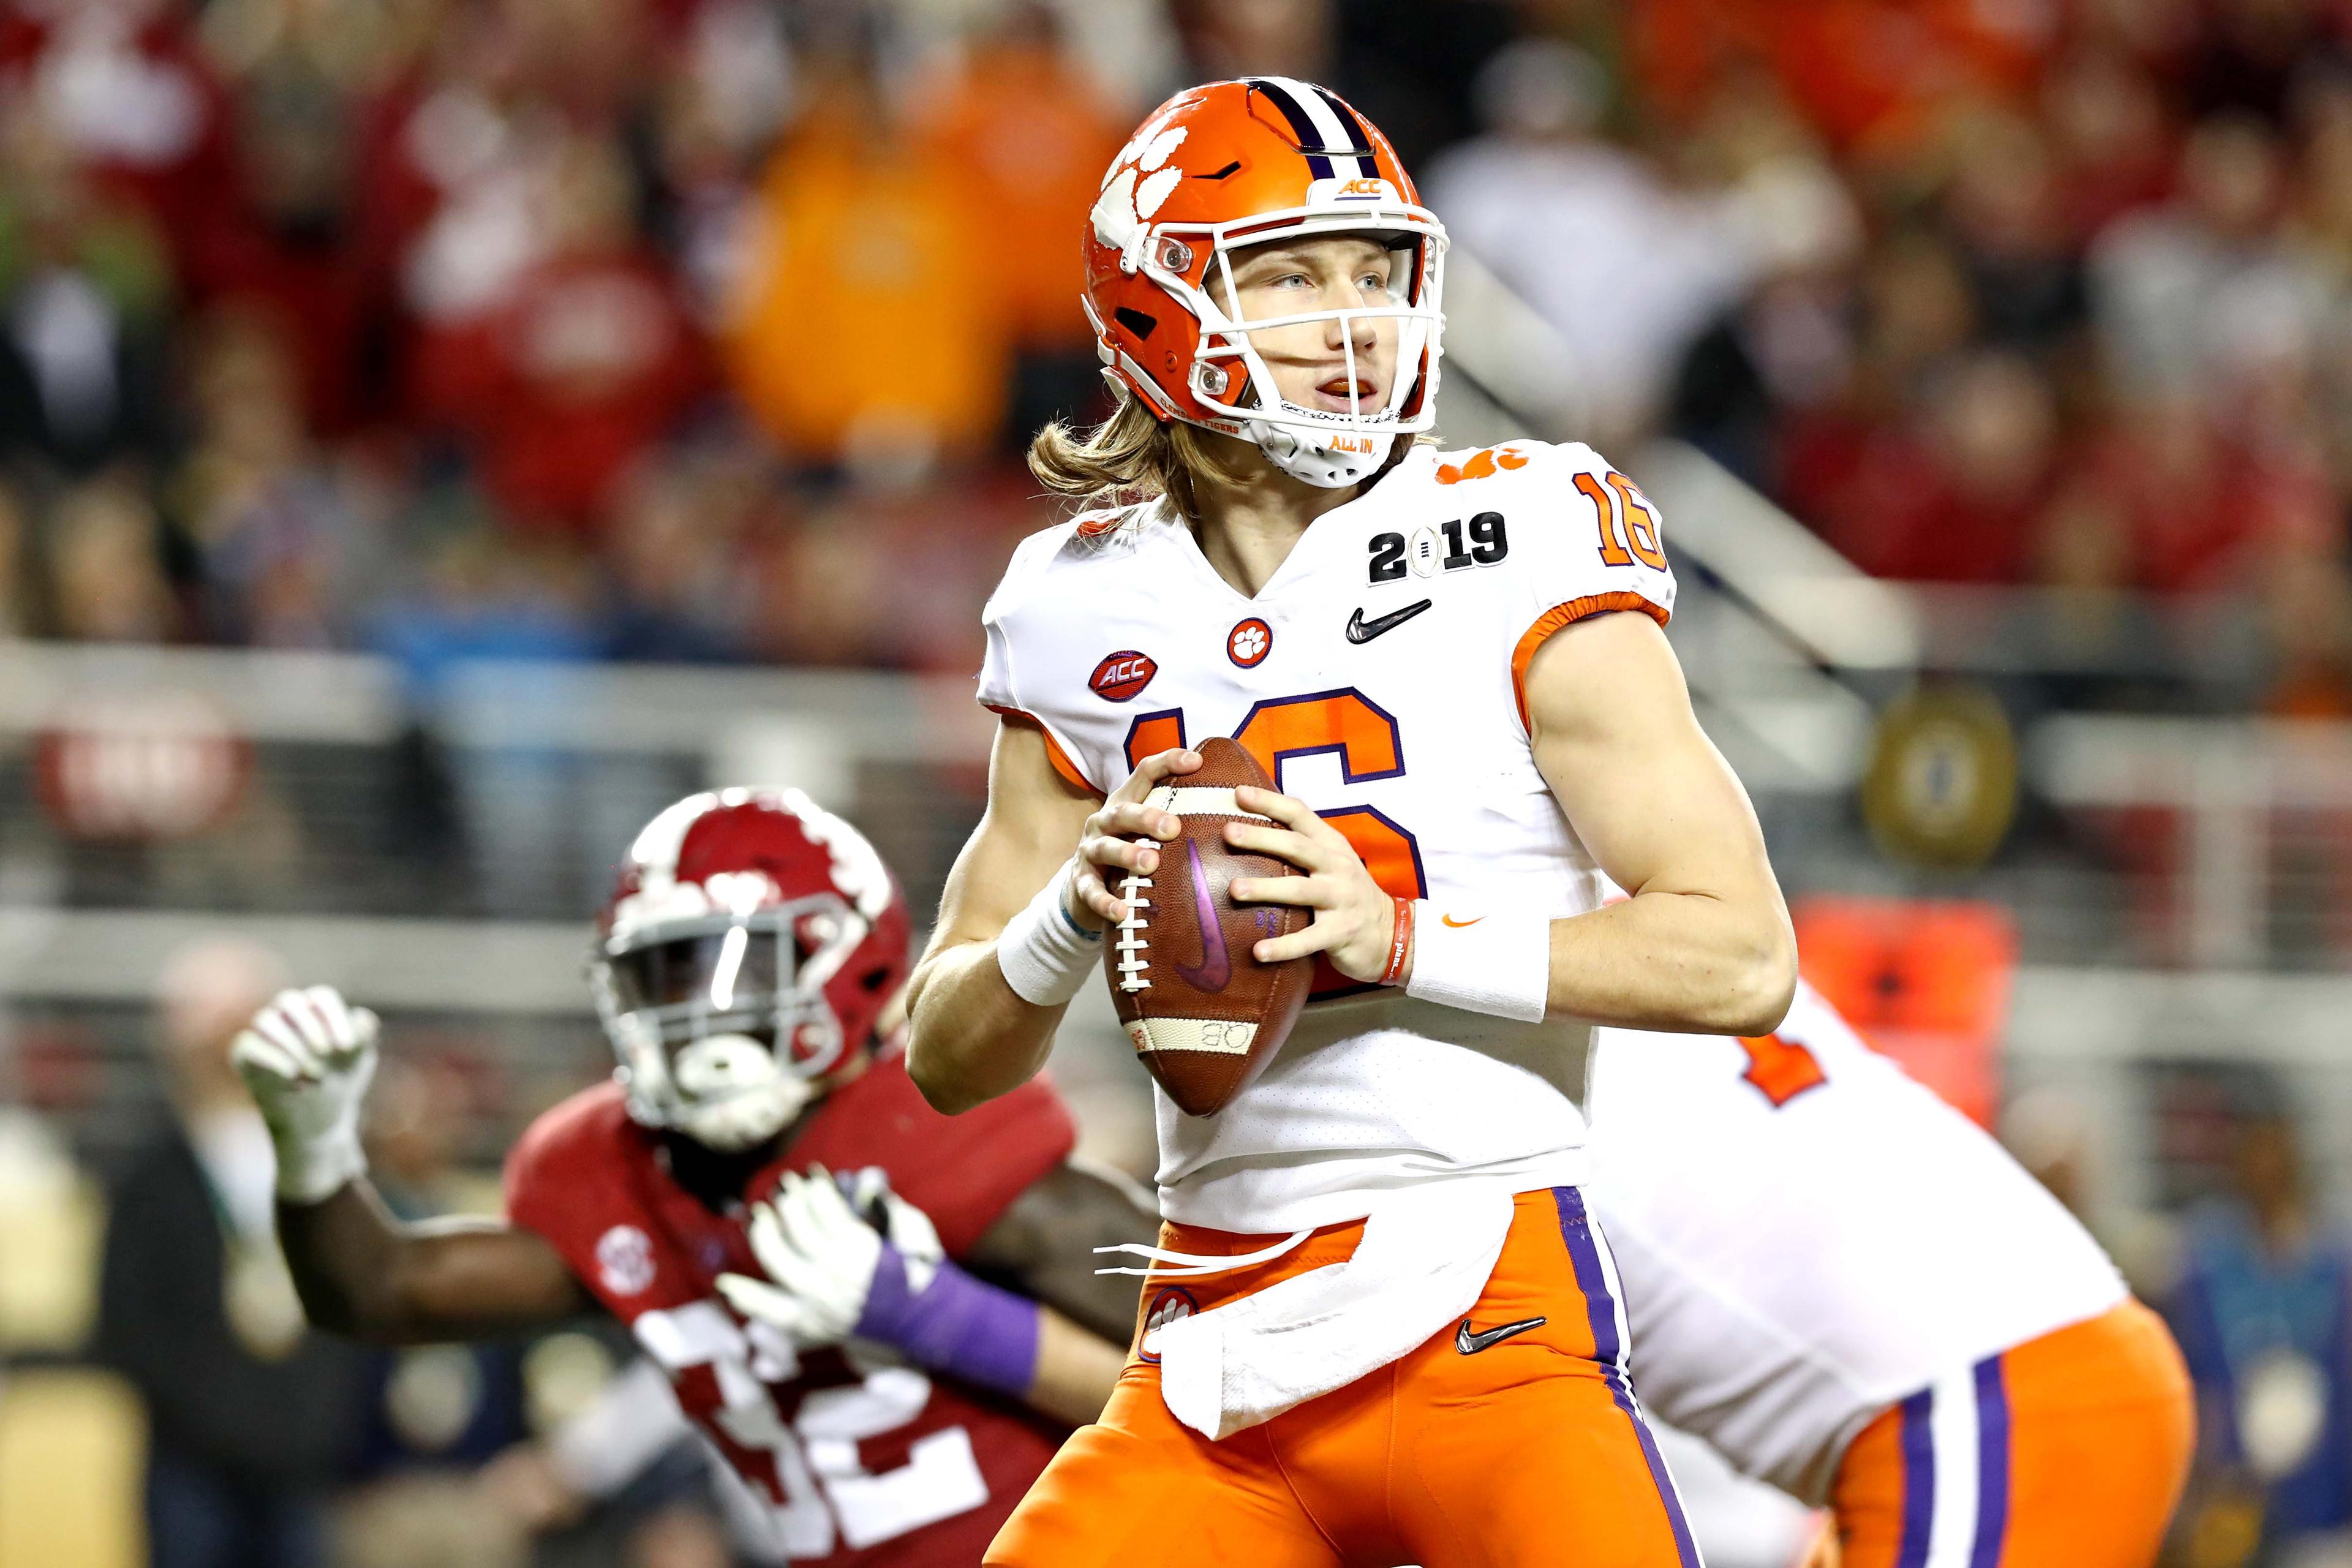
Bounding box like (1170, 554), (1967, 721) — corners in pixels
(277, 1181), (584, 1343)
(1027, 1307), (1128, 1426)
(1541, 887), (1795, 1035)
(903, 939), (1066, 1115)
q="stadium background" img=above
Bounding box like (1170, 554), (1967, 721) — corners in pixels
(2, 0), (2351, 1564)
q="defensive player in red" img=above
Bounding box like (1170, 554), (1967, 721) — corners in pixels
(230, 788), (1155, 1565)
(908, 77), (1797, 1566)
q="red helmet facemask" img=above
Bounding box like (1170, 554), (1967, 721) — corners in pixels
(590, 789), (911, 1151)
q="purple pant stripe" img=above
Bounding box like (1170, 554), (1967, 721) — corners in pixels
(1969, 1355), (2011, 1568)
(1551, 1187), (1702, 1568)
(1895, 1389), (1937, 1568)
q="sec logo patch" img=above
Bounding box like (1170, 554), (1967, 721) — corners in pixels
(1137, 1285), (1198, 1363)
(1090, 650), (1158, 702)
(1227, 617), (1272, 668)
(595, 1224), (656, 1296)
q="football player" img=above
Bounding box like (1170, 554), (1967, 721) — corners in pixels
(905, 78), (1797, 1567)
(230, 788), (1156, 1566)
(1587, 981), (2195, 1568)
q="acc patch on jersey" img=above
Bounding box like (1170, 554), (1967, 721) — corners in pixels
(595, 1224), (657, 1295)
(1090, 650), (1158, 703)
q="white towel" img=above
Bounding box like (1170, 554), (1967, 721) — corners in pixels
(1145, 1181), (1518, 1441)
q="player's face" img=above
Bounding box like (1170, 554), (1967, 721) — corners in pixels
(1220, 235), (1403, 416)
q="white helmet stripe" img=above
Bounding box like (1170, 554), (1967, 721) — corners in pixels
(1251, 76), (1373, 182)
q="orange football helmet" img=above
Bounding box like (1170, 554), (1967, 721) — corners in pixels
(1084, 77), (1447, 488)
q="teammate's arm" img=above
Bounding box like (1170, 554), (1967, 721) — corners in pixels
(235, 987), (594, 1343)
(904, 715), (1197, 1115)
(1520, 609), (1796, 1033)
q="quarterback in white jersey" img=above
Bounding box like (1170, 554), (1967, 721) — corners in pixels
(1589, 982), (2195, 1568)
(905, 77), (1795, 1568)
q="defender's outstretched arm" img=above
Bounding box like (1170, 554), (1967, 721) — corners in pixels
(275, 1184), (590, 1343)
(237, 986), (591, 1343)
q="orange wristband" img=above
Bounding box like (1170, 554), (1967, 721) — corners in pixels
(1379, 896), (1414, 986)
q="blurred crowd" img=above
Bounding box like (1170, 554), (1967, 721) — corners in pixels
(0, 0), (2346, 705)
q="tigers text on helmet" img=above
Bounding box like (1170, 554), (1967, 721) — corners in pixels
(1084, 77), (1448, 489)
(591, 788), (911, 1152)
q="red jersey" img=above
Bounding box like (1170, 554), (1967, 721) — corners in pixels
(505, 1050), (1077, 1564)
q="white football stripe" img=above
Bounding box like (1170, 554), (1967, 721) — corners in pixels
(1125, 1018), (1259, 1056)
(1143, 786), (1269, 820)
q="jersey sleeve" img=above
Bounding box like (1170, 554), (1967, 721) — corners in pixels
(975, 522), (1106, 795)
(1504, 442), (1679, 733)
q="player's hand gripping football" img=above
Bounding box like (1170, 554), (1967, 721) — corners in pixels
(229, 985), (380, 1203)
(1225, 787), (1403, 986)
(1067, 746), (1204, 932)
(717, 1167), (946, 1349)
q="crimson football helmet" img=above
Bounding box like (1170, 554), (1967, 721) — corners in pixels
(1084, 76), (1448, 488)
(590, 788), (912, 1151)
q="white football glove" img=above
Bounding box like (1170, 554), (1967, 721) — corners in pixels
(229, 985), (380, 1203)
(715, 1166), (945, 1349)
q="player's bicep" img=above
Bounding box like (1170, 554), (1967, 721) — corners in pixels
(398, 1218), (594, 1338)
(926, 716), (1098, 952)
(1523, 610), (1768, 899)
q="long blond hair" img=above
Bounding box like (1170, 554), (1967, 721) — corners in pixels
(1029, 391), (1420, 521)
(1027, 392), (1254, 521)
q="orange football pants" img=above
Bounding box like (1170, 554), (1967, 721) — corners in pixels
(986, 1186), (1698, 1568)
(1833, 1299), (2194, 1568)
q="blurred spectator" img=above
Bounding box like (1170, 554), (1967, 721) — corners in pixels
(47, 472), (181, 639)
(2168, 1102), (2352, 1563)
(0, 0), (243, 278)
(1430, 39), (1762, 440)
(0, 105), (176, 477)
(1937, 108), (2087, 349)
(912, 3), (1126, 440)
(93, 938), (364, 1568)
(1809, 349), (2062, 584)
(2091, 115), (2337, 411)
(722, 37), (1009, 474)
(599, 444), (756, 662)
(413, 133), (704, 530)
(175, 305), (388, 645)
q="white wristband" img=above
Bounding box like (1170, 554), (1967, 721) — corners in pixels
(996, 862), (1104, 1007)
(1404, 904), (1551, 1022)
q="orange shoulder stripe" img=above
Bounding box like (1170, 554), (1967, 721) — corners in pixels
(1510, 592), (1672, 731)
(982, 704), (1102, 796)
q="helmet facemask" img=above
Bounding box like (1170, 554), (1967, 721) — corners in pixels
(592, 894), (869, 1152)
(1144, 206), (1447, 488)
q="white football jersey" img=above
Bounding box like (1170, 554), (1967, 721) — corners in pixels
(1586, 982), (2128, 1504)
(979, 439), (1676, 1233)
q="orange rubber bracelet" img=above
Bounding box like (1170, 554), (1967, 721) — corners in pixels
(1379, 896), (1414, 986)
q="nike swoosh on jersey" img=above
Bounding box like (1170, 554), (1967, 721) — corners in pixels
(1344, 598), (1433, 644)
(1456, 1315), (1547, 1354)
(1441, 915), (1483, 928)
(1172, 839), (1231, 993)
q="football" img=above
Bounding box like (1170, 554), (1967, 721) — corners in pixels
(1105, 737), (1313, 1117)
